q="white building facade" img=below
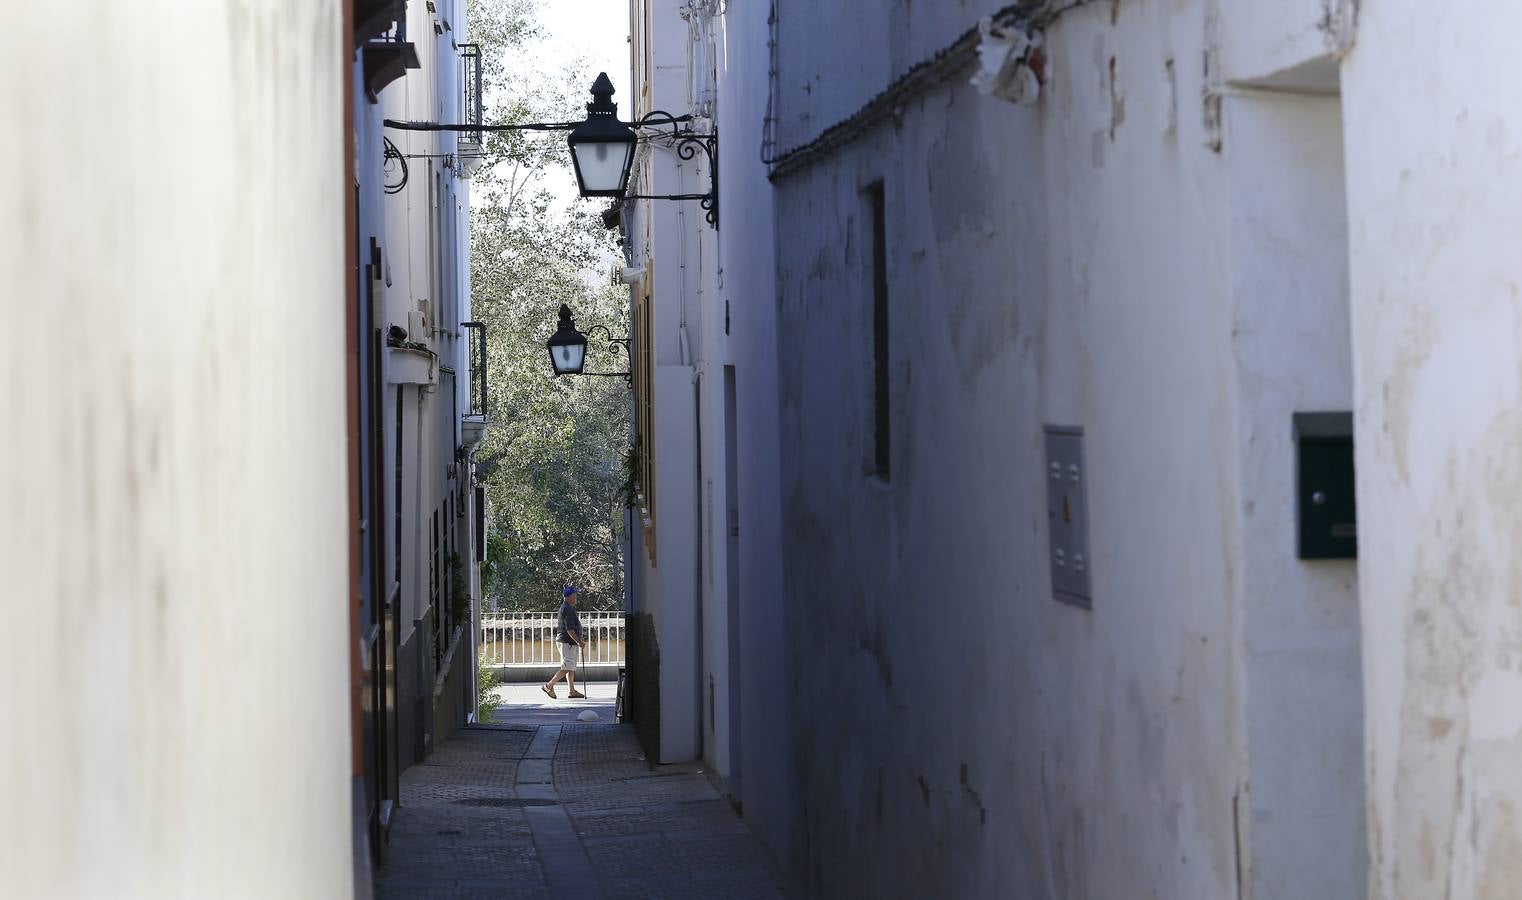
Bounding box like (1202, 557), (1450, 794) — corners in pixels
(1342, 3), (1522, 895)
(374, 0), (481, 772)
(621, 5), (791, 858)
(633, 0), (1522, 896)
(615, 0), (793, 876)
(621, 0), (714, 768)
(354, 0), (487, 877)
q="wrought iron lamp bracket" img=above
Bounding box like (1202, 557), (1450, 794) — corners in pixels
(583, 324), (632, 358)
(628, 111), (719, 228)
(582, 323), (633, 386)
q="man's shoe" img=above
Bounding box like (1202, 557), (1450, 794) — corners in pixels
(542, 684), (557, 700)
(568, 690), (586, 699)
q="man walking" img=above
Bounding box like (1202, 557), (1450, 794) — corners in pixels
(542, 586), (586, 700)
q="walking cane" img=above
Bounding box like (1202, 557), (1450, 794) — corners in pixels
(574, 639), (600, 722)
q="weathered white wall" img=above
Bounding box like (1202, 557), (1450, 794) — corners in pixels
(627, 0), (712, 765)
(776, 3), (1242, 893)
(0, 2), (352, 896)
(1034, 9), (1239, 896)
(770, 0), (1370, 896)
(671, 0), (745, 791)
(1218, 0), (1353, 86)
(628, 0), (789, 824)
(1342, 3), (1522, 896)
(717, 0), (792, 866)
(1223, 89), (1365, 899)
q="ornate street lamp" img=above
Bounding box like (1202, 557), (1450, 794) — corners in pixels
(566, 73), (720, 227)
(382, 73), (718, 225)
(566, 74), (638, 198)
(546, 304), (588, 376)
(546, 304), (630, 382)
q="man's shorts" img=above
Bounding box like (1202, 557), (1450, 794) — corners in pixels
(559, 642), (580, 671)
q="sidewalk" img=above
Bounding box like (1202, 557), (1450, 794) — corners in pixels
(490, 680), (617, 726)
(376, 716), (783, 899)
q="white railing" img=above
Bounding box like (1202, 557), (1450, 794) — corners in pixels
(480, 612), (625, 667)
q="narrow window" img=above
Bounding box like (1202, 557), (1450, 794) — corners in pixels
(868, 181), (890, 480)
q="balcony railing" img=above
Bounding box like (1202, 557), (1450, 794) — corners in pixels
(481, 612), (625, 667)
(456, 43), (485, 177)
(462, 321), (487, 418)
(461, 321), (488, 449)
(459, 43), (483, 147)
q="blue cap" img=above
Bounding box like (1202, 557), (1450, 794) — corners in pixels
(563, 586), (580, 597)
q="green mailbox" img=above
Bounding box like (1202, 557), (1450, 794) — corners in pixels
(1293, 412), (1357, 559)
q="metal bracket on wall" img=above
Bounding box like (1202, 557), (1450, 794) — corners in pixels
(582, 323), (634, 387)
(629, 111), (719, 228)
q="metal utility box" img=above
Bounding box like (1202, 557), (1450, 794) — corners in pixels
(1044, 426), (1091, 607)
(1293, 412), (1357, 560)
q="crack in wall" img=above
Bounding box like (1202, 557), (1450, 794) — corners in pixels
(959, 763), (987, 826)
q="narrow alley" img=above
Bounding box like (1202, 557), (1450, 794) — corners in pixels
(13, 0), (1522, 898)
(373, 716), (782, 899)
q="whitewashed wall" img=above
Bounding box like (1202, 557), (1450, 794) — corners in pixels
(770, 0), (1366, 896)
(675, 0), (746, 794)
(716, 0), (791, 867)
(627, 0), (714, 765)
(0, 2), (351, 896)
(1223, 89), (1364, 899)
(1218, 0), (1354, 87)
(1342, 3), (1522, 896)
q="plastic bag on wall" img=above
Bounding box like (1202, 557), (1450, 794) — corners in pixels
(970, 17), (1044, 105)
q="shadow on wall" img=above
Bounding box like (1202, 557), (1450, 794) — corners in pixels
(397, 627), (421, 769)
(432, 626), (471, 750)
(626, 612), (661, 759)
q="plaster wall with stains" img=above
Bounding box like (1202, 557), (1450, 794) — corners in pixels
(0, 1), (352, 896)
(771, 0), (1366, 896)
(712, 0), (794, 868)
(1217, 0), (1356, 85)
(1223, 90), (1365, 899)
(1341, 2), (1522, 896)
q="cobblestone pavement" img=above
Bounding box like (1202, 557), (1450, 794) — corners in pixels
(376, 723), (784, 899)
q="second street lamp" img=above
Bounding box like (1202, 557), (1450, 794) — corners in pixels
(546, 304), (588, 375)
(546, 304), (631, 383)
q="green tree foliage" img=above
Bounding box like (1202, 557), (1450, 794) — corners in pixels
(468, 0), (630, 613)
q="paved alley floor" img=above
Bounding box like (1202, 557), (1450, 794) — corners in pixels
(375, 721), (784, 899)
